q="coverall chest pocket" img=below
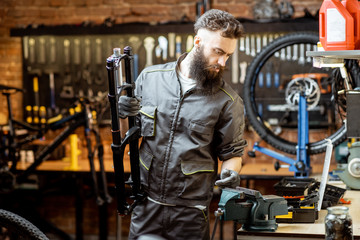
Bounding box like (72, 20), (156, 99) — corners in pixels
(139, 105), (157, 137)
(179, 160), (215, 200)
(188, 121), (213, 145)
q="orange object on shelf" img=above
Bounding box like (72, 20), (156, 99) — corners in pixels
(319, 0), (355, 51)
(342, 0), (360, 49)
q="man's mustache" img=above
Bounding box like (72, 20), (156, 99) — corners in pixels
(204, 64), (226, 71)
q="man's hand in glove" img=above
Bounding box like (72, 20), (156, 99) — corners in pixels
(118, 95), (141, 118)
(215, 169), (240, 189)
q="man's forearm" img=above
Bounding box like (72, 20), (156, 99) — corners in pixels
(221, 156), (242, 173)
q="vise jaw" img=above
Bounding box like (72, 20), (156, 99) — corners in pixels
(218, 187), (288, 232)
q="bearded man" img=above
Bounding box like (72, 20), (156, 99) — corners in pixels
(118, 9), (248, 240)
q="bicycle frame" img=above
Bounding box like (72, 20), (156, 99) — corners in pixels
(0, 87), (111, 205)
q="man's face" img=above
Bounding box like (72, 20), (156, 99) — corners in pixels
(189, 30), (237, 95)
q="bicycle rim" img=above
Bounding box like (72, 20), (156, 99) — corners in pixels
(0, 209), (49, 240)
(243, 32), (347, 155)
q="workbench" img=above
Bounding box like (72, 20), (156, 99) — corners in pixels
(237, 189), (360, 240)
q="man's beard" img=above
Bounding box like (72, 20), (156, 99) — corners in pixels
(189, 47), (224, 95)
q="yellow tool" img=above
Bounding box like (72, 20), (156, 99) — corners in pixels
(64, 134), (81, 171)
(25, 105), (32, 124)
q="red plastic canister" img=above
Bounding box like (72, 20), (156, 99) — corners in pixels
(319, 0), (355, 50)
(342, 0), (360, 49)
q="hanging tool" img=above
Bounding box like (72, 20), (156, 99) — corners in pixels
(262, 34), (268, 47)
(33, 76), (40, 125)
(258, 72), (264, 88)
(292, 44), (298, 61)
(298, 43), (305, 65)
(73, 38), (81, 84)
(94, 38), (106, 86)
(60, 39), (74, 100)
(231, 39), (239, 84)
(84, 38), (91, 66)
(256, 34), (262, 53)
(155, 45), (161, 61)
(49, 37), (56, 64)
(158, 36), (168, 61)
(306, 44), (313, 63)
(106, 46), (145, 215)
(265, 62), (272, 88)
(23, 36), (29, 60)
(129, 36), (142, 79)
(273, 60), (280, 88)
(250, 35), (256, 57)
(239, 61), (247, 84)
(280, 47), (286, 61)
(239, 36), (245, 52)
(186, 35), (194, 52)
(168, 33), (176, 58)
(64, 39), (71, 65)
(245, 36), (250, 56)
(175, 35), (182, 58)
(25, 105), (32, 124)
(48, 71), (57, 114)
(29, 38), (35, 64)
(38, 37), (46, 64)
(95, 38), (103, 65)
(286, 45), (292, 60)
(144, 37), (155, 67)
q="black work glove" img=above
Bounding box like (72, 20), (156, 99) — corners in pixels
(118, 95), (141, 118)
(215, 169), (240, 189)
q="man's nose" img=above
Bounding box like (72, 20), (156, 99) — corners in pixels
(217, 56), (227, 66)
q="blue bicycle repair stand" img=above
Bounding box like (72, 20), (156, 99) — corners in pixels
(252, 93), (311, 177)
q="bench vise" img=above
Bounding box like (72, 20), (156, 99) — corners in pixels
(217, 187), (288, 232)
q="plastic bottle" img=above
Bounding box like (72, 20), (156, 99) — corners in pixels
(342, 0), (360, 49)
(319, 0), (355, 51)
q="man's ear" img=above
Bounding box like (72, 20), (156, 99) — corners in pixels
(194, 35), (201, 49)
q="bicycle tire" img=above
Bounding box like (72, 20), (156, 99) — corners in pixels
(243, 32), (347, 155)
(0, 209), (49, 240)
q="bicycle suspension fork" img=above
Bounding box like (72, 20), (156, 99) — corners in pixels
(106, 47), (144, 215)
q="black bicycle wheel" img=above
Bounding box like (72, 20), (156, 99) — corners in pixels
(243, 32), (347, 155)
(0, 209), (49, 240)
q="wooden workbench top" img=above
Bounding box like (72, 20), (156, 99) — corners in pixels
(238, 189), (360, 239)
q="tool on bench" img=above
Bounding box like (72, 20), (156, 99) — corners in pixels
(106, 46), (145, 215)
(212, 186), (288, 237)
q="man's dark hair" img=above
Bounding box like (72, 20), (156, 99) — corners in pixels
(194, 9), (245, 38)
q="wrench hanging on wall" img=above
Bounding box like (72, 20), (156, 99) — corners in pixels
(144, 37), (155, 67)
(38, 37), (46, 64)
(49, 37), (56, 64)
(158, 36), (168, 61)
(186, 35), (194, 52)
(231, 39), (239, 84)
(168, 33), (176, 58)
